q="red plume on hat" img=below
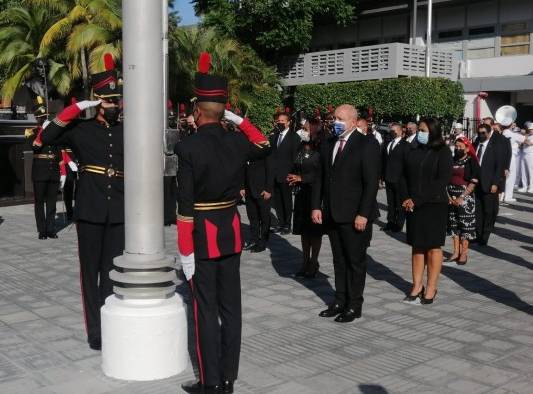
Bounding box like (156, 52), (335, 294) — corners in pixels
(198, 52), (211, 74)
(104, 53), (115, 71)
(179, 103), (186, 113)
(327, 104), (334, 113)
(235, 108), (241, 115)
(285, 106), (290, 114)
(225, 102), (232, 110)
(70, 97), (77, 105)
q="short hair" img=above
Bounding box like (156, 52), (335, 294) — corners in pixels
(478, 124), (492, 133)
(276, 113), (290, 122)
(390, 122), (402, 129)
(483, 117), (495, 126)
(198, 102), (224, 120)
(407, 122), (417, 128)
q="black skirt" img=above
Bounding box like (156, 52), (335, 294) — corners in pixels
(292, 184), (323, 236)
(406, 202), (448, 249)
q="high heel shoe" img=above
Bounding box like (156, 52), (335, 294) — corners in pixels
(421, 290), (438, 304)
(444, 255), (459, 263)
(457, 255), (468, 265)
(403, 286), (424, 302)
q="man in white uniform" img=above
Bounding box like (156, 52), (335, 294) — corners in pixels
(518, 122), (533, 193)
(502, 125), (526, 202)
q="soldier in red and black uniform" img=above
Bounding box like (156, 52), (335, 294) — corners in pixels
(41, 54), (124, 351)
(25, 100), (61, 239)
(178, 53), (271, 394)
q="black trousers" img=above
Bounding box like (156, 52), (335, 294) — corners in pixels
(328, 222), (373, 310)
(34, 180), (59, 235)
(76, 220), (125, 342)
(385, 182), (405, 230)
(273, 181), (292, 229)
(245, 194), (271, 247)
(475, 190), (499, 244)
(191, 253), (242, 386)
(63, 176), (75, 220)
(163, 176), (178, 225)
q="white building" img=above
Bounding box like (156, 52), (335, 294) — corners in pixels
(281, 0), (533, 126)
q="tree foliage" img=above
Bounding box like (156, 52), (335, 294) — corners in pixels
(192, 0), (356, 60)
(294, 78), (465, 121)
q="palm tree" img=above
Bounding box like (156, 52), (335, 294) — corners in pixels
(0, 4), (70, 102)
(170, 26), (279, 111)
(30, 0), (121, 98)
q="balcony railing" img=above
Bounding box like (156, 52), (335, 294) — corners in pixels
(279, 43), (459, 86)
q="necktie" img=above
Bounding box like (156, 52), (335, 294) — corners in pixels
(477, 144), (484, 162)
(277, 132), (284, 147)
(334, 138), (345, 164)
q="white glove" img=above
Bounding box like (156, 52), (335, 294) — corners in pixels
(180, 253), (195, 281)
(60, 175), (66, 190)
(42, 120), (51, 129)
(68, 161), (78, 172)
(76, 100), (101, 111)
(224, 110), (244, 126)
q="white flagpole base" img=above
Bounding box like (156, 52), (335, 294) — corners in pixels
(101, 293), (188, 381)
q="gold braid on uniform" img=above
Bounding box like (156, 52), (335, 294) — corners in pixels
(53, 118), (68, 127)
(254, 141), (270, 149)
(177, 214), (193, 222)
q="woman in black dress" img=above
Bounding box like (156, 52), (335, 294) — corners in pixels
(287, 138), (323, 278)
(446, 136), (480, 265)
(399, 118), (453, 304)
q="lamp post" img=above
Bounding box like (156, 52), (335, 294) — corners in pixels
(425, 0), (433, 77)
(100, 0), (188, 381)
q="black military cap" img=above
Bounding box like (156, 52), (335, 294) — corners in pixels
(91, 53), (122, 99)
(193, 52), (228, 104)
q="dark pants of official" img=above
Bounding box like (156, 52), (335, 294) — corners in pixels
(63, 176), (75, 220)
(164, 176), (177, 225)
(328, 222), (373, 310)
(191, 254), (242, 386)
(385, 182), (405, 230)
(245, 195), (271, 247)
(76, 220), (125, 342)
(34, 181), (59, 235)
(273, 181), (292, 229)
(475, 190), (499, 244)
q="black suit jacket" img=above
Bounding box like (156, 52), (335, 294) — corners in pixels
(383, 138), (409, 183)
(492, 132), (511, 171)
(473, 136), (505, 194)
(312, 131), (381, 223)
(245, 158), (269, 198)
(267, 129), (301, 189)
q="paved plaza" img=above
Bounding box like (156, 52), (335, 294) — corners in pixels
(0, 191), (532, 394)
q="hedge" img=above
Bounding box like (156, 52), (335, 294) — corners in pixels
(244, 85), (283, 133)
(294, 77), (465, 121)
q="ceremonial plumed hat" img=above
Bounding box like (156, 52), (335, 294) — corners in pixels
(193, 52), (228, 104)
(33, 96), (48, 118)
(91, 54), (122, 99)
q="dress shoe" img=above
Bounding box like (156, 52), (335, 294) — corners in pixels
(250, 244), (266, 253)
(403, 286), (424, 303)
(243, 242), (256, 251)
(88, 339), (101, 351)
(421, 290), (438, 305)
(503, 198), (516, 203)
(47, 233), (58, 239)
(271, 226), (282, 234)
(380, 224), (393, 231)
(181, 381), (220, 394)
(319, 304), (344, 317)
(220, 380), (234, 394)
(280, 227), (291, 235)
(38, 233), (47, 240)
(517, 187), (527, 192)
(334, 308), (361, 323)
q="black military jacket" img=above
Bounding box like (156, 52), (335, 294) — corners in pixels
(41, 118), (124, 224)
(175, 122), (271, 259)
(28, 127), (61, 182)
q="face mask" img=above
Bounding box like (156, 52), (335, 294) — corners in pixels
(275, 123), (286, 132)
(333, 121), (346, 137)
(103, 107), (120, 125)
(417, 131), (429, 145)
(454, 149), (466, 160)
(298, 130), (310, 142)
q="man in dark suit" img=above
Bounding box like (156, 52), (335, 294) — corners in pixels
(267, 113), (301, 234)
(473, 123), (505, 245)
(312, 104), (380, 323)
(244, 158), (271, 253)
(382, 123), (408, 232)
(483, 118), (511, 191)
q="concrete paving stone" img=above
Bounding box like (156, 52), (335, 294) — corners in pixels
(447, 379), (491, 394)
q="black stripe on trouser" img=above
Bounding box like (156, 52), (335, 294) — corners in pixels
(76, 220), (124, 342)
(327, 223), (373, 309)
(191, 254), (242, 386)
(33, 181), (59, 234)
(273, 181), (292, 228)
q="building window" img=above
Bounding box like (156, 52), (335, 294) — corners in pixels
(501, 22), (530, 56)
(468, 26), (495, 36)
(438, 30), (463, 41)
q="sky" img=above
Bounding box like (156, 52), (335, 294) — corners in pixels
(175, 0), (199, 26)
